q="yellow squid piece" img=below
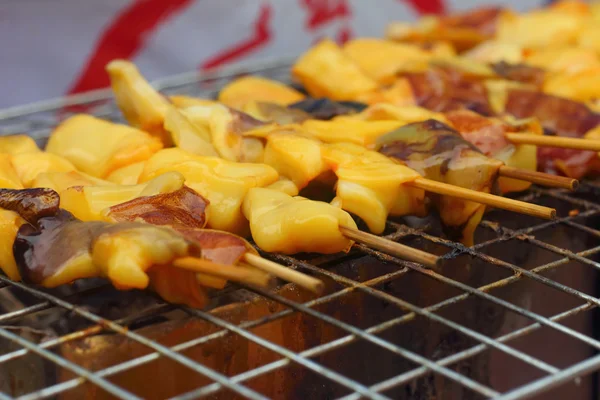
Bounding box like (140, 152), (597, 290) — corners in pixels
(181, 103), (268, 162)
(0, 155), (24, 189)
(140, 151), (279, 235)
(0, 135), (41, 155)
(60, 172), (185, 222)
(242, 187), (357, 254)
(0, 209), (25, 281)
(495, 3), (585, 50)
(342, 38), (433, 84)
(11, 152), (76, 188)
(163, 105), (219, 157)
(89, 225), (192, 290)
(105, 162), (146, 185)
(46, 114), (162, 178)
(292, 39), (378, 100)
(302, 119), (404, 148)
(32, 170), (114, 193)
(218, 76), (305, 109)
(265, 178), (300, 196)
(263, 133), (326, 189)
(106, 60), (172, 144)
(322, 143), (425, 234)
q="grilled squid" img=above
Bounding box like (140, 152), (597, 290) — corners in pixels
(242, 187), (357, 254)
(47, 114), (162, 178)
(242, 125), (425, 235)
(501, 90), (600, 179)
(376, 120), (503, 246)
(139, 149), (278, 235)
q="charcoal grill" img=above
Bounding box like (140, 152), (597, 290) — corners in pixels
(0, 57), (600, 400)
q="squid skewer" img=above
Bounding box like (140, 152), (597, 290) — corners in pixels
(0, 186), (325, 300)
(218, 70), (582, 190)
(241, 124), (553, 246)
(320, 103), (579, 191)
(242, 187), (439, 268)
(92, 183), (326, 294)
(106, 186), (324, 293)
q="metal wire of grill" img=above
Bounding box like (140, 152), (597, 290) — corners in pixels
(0, 58), (599, 400)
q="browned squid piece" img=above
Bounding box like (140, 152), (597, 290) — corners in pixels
(104, 185), (209, 228)
(402, 66), (496, 116)
(0, 188), (60, 225)
(376, 119), (503, 246)
(387, 6), (505, 51)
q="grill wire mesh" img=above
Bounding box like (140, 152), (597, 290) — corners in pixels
(0, 58), (599, 399)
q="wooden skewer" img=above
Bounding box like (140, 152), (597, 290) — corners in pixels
(173, 257), (271, 287)
(505, 133), (600, 152)
(243, 253), (324, 294)
(499, 166), (578, 191)
(339, 225), (440, 268)
(195, 274), (227, 289)
(408, 178), (556, 220)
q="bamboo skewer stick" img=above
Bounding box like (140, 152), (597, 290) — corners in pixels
(505, 133), (600, 152)
(409, 178), (556, 220)
(243, 253), (324, 294)
(339, 225), (440, 268)
(499, 166), (578, 191)
(173, 257), (271, 287)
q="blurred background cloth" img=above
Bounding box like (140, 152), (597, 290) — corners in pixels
(1, 0), (544, 108)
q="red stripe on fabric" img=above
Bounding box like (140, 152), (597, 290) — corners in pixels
(200, 4), (273, 70)
(403, 0), (446, 15)
(300, 0), (351, 30)
(336, 25), (352, 45)
(67, 0), (194, 95)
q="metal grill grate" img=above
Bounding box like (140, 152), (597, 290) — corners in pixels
(0, 58), (599, 399)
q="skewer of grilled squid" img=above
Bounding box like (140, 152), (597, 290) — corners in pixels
(341, 105), (579, 191)
(105, 184), (325, 294)
(242, 187), (440, 268)
(216, 70), (579, 191)
(244, 124), (555, 217)
(298, 102), (578, 192)
(23, 162), (326, 295)
(236, 124), (554, 247)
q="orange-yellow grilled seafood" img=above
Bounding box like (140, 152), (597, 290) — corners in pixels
(242, 125), (425, 235)
(139, 149), (279, 235)
(376, 120), (503, 246)
(46, 114), (162, 179)
(243, 187), (357, 254)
